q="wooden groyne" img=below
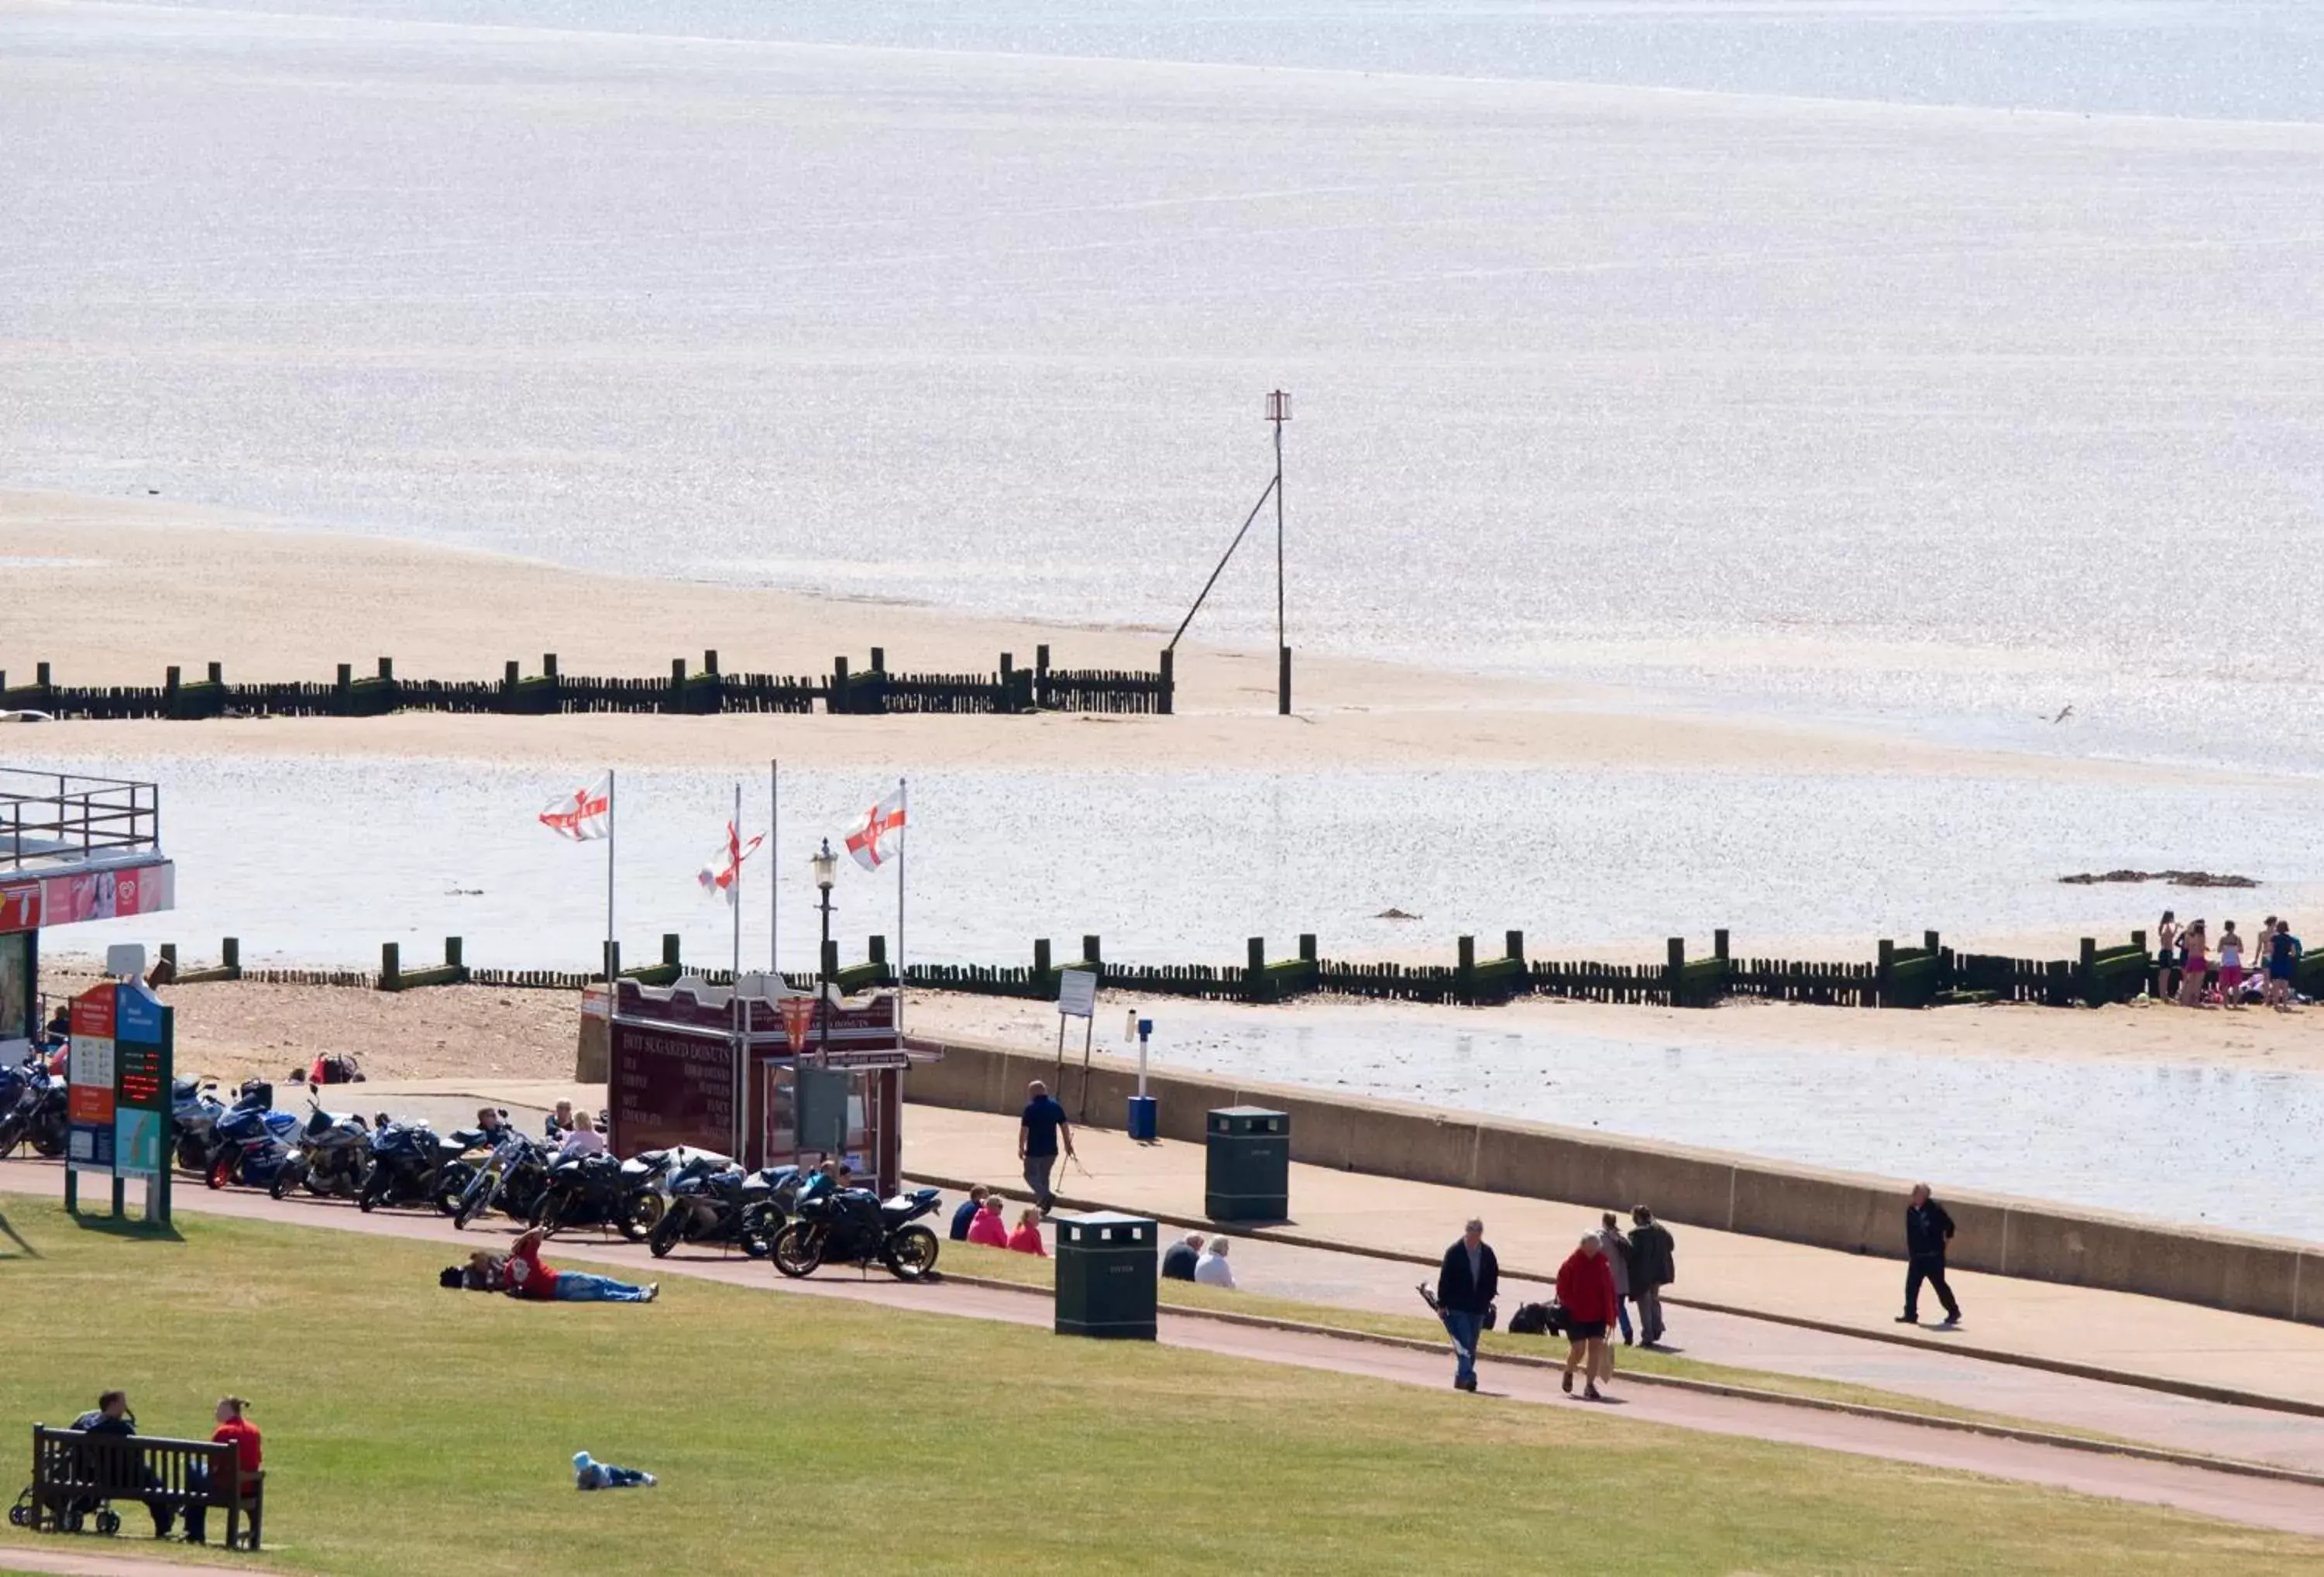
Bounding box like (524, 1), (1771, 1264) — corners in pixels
(0, 645), (1174, 720)
(122, 926), (2282, 1012)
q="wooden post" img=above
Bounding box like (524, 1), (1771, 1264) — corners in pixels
(1247, 936), (1267, 971)
(204, 661), (220, 685)
(1457, 935), (1477, 1004)
(1666, 936), (1686, 1006)
(1033, 939), (1052, 977)
(164, 666), (182, 720)
(703, 649), (719, 678)
(2079, 936), (2098, 1008)
(334, 663), (351, 713)
(445, 936), (466, 981)
(869, 648), (885, 674)
(1278, 645), (1292, 716)
(1035, 644), (1050, 708)
(1876, 939), (1895, 1008)
(604, 940), (621, 981)
(380, 942), (402, 992)
(1247, 936), (1267, 1002)
(542, 653), (559, 678)
(1157, 648), (1174, 716)
(504, 661), (519, 688)
(222, 937), (241, 978)
(1081, 934), (1102, 971)
(38, 661), (53, 686)
(1506, 929), (1527, 967)
(868, 935), (888, 983)
(662, 933), (681, 967)
(1298, 933), (1318, 963)
(1714, 929), (1729, 962)
(830, 656), (850, 716)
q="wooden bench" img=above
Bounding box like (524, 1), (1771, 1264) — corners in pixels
(19, 1425), (263, 1550)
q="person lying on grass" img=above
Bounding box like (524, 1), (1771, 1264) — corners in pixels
(497, 1228), (658, 1304)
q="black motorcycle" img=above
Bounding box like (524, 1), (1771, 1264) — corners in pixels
(452, 1132), (552, 1229)
(649, 1163), (796, 1259)
(0, 1053), (64, 1160)
(535, 1151), (647, 1240)
(170, 1077), (225, 1173)
(358, 1119), (470, 1213)
(771, 1185), (942, 1280)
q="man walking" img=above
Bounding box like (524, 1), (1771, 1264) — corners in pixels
(1018, 1080), (1074, 1215)
(1435, 1218), (1498, 1392)
(1596, 1211), (1635, 1345)
(1899, 1183), (1962, 1328)
(1626, 1207), (1676, 1346)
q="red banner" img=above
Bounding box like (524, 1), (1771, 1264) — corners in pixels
(0, 861), (174, 934)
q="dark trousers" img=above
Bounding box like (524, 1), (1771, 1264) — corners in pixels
(1905, 1254), (1961, 1321)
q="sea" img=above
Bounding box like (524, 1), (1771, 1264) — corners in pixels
(5, 1), (2322, 1225)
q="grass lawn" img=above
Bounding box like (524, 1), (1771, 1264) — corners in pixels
(1, 1200), (2317, 1577)
(937, 1242), (2127, 1441)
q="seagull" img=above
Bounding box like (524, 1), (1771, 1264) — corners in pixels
(2051, 705), (2074, 723)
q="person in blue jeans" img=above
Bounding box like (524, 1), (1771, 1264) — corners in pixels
(573, 1452), (656, 1489)
(505, 1228), (658, 1304)
(1434, 1218), (1499, 1392)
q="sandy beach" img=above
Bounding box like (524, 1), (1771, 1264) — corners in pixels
(0, 487), (2298, 786)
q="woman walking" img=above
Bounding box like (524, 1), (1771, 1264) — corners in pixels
(2154, 910), (2179, 1002)
(2177, 920), (2211, 1008)
(1555, 1234), (1619, 1402)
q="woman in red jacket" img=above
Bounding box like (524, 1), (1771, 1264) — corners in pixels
(1555, 1235), (1619, 1401)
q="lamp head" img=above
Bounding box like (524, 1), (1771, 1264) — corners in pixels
(810, 837), (837, 892)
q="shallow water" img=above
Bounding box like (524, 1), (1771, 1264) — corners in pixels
(26, 753), (2323, 976)
(1140, 1001), (2324, 1242)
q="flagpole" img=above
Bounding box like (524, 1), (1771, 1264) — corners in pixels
(770, 758), (779, 980)
(731, 780), (744, 1160)
(896, 776), (907, 1032)
(604, 767), (617, 984)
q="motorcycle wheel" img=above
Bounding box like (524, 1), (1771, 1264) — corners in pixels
(739, 1205), (780, 1259)
(882, 1225), (940, 1282)
(432, 1166), (474, 1217)
(207, 1157), (232, 1190)
(453, 1187), (491, 1230)
(29, 1129), (65, 1160)
(357, 1184), (382, 1214)
(648, 1211), (685, 1259)
(770, 1221), (823, 1279)
(267, 1166), (297, 1201)
(622, 1192), (665, 1239)
(176, 1138), (207, 1173)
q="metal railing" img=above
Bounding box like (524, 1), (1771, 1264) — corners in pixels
(0, 768), (161, 871)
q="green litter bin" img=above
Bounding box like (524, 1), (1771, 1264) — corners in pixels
(1205, 1106), (1289, 1222)
(1054, 1212), (1158, 1340)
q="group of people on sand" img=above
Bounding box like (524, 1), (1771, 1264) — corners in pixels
(2156, 912), (2302, 1009)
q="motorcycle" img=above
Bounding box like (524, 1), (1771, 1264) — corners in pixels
(771, 1185), (942, 1280)
(649, 1163), (797, 1259)
(170, 1077), (226, 1173)
(451, 1132), (552, 1229)
(0, 1053), (66, 1160)
(534, 1150), (647, 1240)
(620, 1146), (733, 1239)
(267, 1105), (373, 1199)
(204, 1083), (300, 1190)
(359, 1119), (471, 1213)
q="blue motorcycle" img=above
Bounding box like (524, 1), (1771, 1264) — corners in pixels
(204, 1083), (299, 1190)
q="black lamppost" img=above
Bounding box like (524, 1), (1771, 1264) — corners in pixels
(810, 837), (837, 1068)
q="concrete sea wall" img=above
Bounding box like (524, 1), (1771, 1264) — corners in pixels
(904, 1032), (2322, 1327)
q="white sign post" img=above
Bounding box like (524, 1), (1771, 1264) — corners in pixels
(1056, 967), (1098, 1121)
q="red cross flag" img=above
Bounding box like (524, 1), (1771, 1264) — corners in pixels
(538, 773), (612, 840)
(697, 820), (765, 904)
(844, 788), (906, 871)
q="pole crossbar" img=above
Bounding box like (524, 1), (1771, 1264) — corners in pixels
(1168, 476), (1280, 651)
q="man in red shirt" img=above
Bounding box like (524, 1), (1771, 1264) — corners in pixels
(1555, 1234), (1619, 1402)
(184, 1396), (261, 1545)
(504, 1228), (657, 1304)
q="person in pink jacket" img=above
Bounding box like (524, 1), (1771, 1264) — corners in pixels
(1007, 1207), (1048, 1257)
(1555, 1235), (1620, 1401)
(965, 1197), (1010, 1249)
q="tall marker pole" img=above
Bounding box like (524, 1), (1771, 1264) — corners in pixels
(1268, 389), (1292, 715)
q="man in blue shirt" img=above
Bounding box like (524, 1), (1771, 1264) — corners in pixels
(1017, 1080), (1074, 1215)
(948, 1184), (989, 1242)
